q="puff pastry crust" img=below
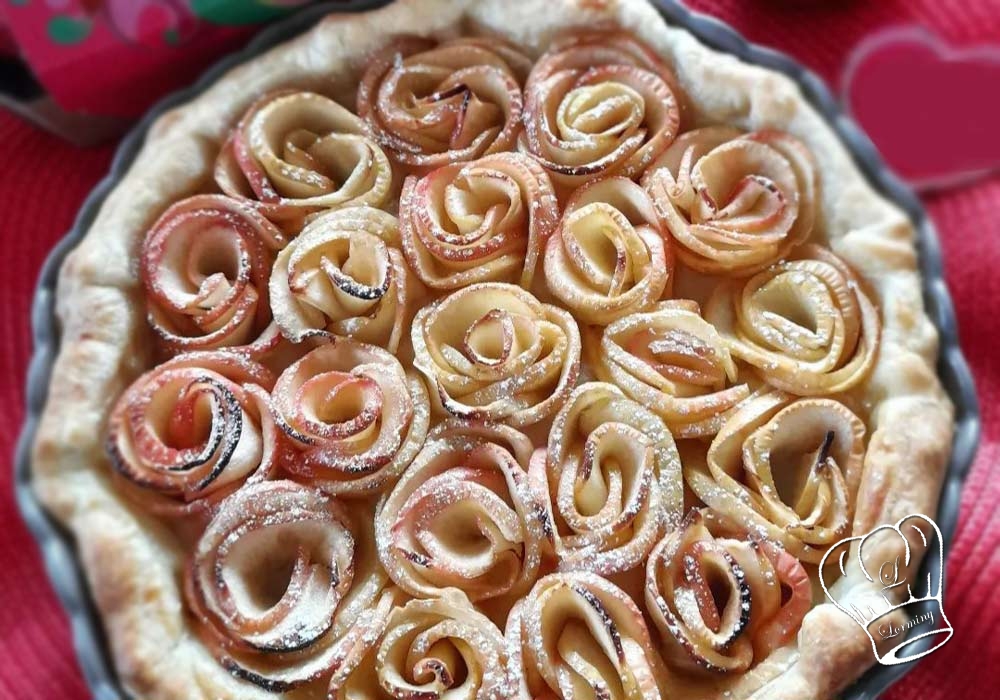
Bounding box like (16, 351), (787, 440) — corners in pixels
(31, 1), (954, 699)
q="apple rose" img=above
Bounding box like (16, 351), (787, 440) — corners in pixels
(544, 177), (673, 325)
(643, 127), (818, 275)
(705, 245), (881, 395)
(269, 207), (419, 351)
(645, 510), (811, 674)
(399, 152), (558, 290)
(141, 195), (283, 358)
(357, 37), (529, 170)
(272, 339), (430, 496)
(376, 420), (544, 606)
(185, 480), (395, 691)
(215, 90), (393, 229)
(329, 592), (511, 700)
(411, 283), (581, 427)
(685, 392), (867, 563)
(592, 300), (750, 439)
(520, 30), (681, 185)
(106, 351), (277, 517)
(529, 383), (682, 575)
(506, 571), (670, 700)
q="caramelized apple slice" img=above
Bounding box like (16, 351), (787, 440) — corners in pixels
(141, 195), (283, 358)
(216, 90), (393, 229)
(643, 127), (818, 275)
(411, 283), (581, 427)
(544, 177), (673, 325)
(705, 245), (881, 395)
(376, 420), (543, 606)
(686, 393), (867, 562)
(507, 571), (670, 700)
(593, 300), (750, 438)
(358, 37), (528, 171)
(529, 382), (683, 575)
(520, 30), (681, 185)
(645, 510), (811, 674)
(185, 480), (394, 691)
(272, 339), (430, 497)
(106, 351), (277, 516)
(269, 207), (419, 351)
(399, 152), (558, 290)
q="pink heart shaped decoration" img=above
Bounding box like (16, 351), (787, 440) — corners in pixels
(843, 26), (1000, 191)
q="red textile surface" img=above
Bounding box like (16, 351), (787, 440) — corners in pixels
(1, 1), (997, 698)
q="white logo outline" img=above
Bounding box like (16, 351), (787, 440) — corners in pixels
(818, 513), (953, 666)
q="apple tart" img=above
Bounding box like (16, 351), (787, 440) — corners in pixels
(32, 1), (954, 699)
